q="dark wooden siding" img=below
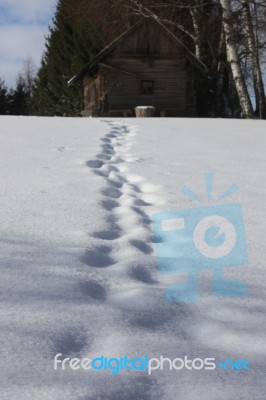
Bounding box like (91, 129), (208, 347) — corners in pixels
(81, 19), (197, 117)
(103, 56), (194, 116)
(113, 20), (184, 56)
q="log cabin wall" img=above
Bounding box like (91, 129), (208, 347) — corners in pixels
(82, 19), (198, 117)
(104, 56), (195, 116)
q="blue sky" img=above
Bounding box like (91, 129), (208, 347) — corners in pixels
(0, 0), (57, 87)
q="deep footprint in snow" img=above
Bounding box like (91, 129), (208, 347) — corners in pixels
(130, 312), (169, 331)
(92, 229), (121, 241)
(96, 153), (112, 161)
(93, 170), (108, 178)
(52, 330), (87, 359)
(86, 160), (104, 169)
(133, 198), (151, 207)
(101, 143), (113, 152)
(129, 239), (153, 255)
(101, 137), (111, 144)
(78, 279), (107, 300)
(130, 265), (157, 284)
(101, 187), (122, 199)
(80, 245), (115, 268)
(100, 199), (119, 211)
(106, 179), (123, 189)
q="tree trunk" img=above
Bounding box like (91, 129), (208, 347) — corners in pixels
(242, 0), (266, 119)
(220, 0), (254, 118)
(190, 4), (203, 60)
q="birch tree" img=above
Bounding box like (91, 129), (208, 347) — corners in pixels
(220, 0), (254, 118)
(242, 0), (266, 118)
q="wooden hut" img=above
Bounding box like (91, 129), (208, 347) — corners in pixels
(68, 17), (208, 117)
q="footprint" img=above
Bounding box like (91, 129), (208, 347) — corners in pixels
(101, 187), (122, 199)
(101, 199), (119, 211)
(131, 206), (151, 224)
(130, 265), (157, 284)
(101, 138), (111, 143)
(96, 153), (112, 161)
(92, 229), (121, 241)
(130, 313), (167, 331)
(129, 239), (153, 255)
(93, 170), (108, 178)
(133, 199), (151, 207)
(52, 330), (87, 359)
(107, 179), (123, 189)
(101, 148), (114, 156)
(153, 234), (164, 243)
(78, 280), (107, 300)
(80, 245), (115, 268)
(86, 160), (104, 168)
(102, 144), (113, 151)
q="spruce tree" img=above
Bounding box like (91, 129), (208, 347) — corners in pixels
(10, 75), (29, 115)
(0, 78), (11, 115)
(32, 0), (101, 116)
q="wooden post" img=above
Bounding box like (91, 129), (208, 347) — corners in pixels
(135, 106), (155, 117)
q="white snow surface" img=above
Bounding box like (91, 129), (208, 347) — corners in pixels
(0, 116), (265, 400)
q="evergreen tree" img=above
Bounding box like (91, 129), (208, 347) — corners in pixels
(10, 75), (29, 115)
(32, 0), (102, 116)
(0, 78), (11, 115)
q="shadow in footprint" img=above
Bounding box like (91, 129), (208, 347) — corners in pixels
(130, 265), (157, 284)
(78, 280), (107, 300)
(128, 184), (142, 193)
(52, 331), (87, 359)
(101, 137), (111, 143)
(101, 187), (122, 199)
(133, 199), (152, 207)
(92, 229), (121, 241)
(131, 207), (151, 224)
(153, 234), (164, 243)
(96, 153), (112, 161)
(130, 311), (169, 331)
(130, 239), (153, 255)
(101, 199), (119, 211)
(80, 245), (115, 268)
(94, 170), (108, 178)
(102, 143), (113, 151)
(107, 179), (123, 189)
(86, 160), (104, 168)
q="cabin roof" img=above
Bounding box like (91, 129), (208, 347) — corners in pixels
(68, 17), (208, 86)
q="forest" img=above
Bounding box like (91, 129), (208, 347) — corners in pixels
(0, 0), (265, 118)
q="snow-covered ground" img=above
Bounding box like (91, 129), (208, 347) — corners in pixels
(0, 116), (265, 400)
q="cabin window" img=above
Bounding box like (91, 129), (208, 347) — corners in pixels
(140, 80), (154, 95)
